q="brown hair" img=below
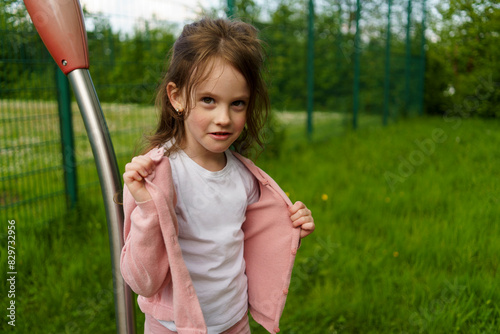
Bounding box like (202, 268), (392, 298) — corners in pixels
(145, 17), (270, 156)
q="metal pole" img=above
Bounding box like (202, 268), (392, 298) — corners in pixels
(23, 1), (136, 331)
(307, 0), (315, 140)
(336, 0), (347, 119)
(56, 66), (77, 207)
(383, 0), (392, 126)
(405, 0), (412, 116)
(67, 68), (136, 334)
(227, 0), (235, 18)
(336, 0), (343, 74)
(419, 0), (427, 116)
(352, 0), (361, 130)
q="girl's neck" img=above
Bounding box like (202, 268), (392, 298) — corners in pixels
(182, 147), (227, 172)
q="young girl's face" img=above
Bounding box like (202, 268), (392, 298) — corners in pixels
(175, 59), (249, 168)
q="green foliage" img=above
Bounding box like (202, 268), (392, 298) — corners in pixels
(232, 0), (262, 23)
(85, 15), (177, 104)
(427, 0), (499, 117)
(424, 45), (452, 115)
(2, 0), (498, 118)
(0, 1), (54, 100)
(1, 0), (430, 118)
(261, 0), (308, 110)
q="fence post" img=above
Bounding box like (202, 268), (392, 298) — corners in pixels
(56, 66), (77, 208)
(383, 0), (392, 126)
(352, 0), (361, 129)
(307, 0), (315, 140)
(336, 0), (343, 73)
(405, 0), (412, 116)
(419, 0), (427, 116)
(336, 0), (345, 117)
(226, 0), (235, 18)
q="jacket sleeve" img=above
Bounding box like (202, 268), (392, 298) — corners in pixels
(120, 184), (170, 298)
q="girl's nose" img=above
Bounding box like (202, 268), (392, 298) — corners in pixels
(214, 106), (231, 126)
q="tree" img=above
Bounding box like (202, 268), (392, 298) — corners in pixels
(429, 0), (499, 117)
(0, 0), (53, 99)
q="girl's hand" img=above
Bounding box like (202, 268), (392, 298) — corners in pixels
(123, 156), (155, 203)
(289, 201), (315, 239)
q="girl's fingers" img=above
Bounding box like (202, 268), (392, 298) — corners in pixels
(125, 157), (155, 179)
(123, 156), (156, 202)
(123, 170), (143, 183)
(288, 201), (305, 214)
(290, 207), (312, 222)
(301, 221), (315, 231)
(291, 215), (314, 228)
(288, 201), (315, 238)
(300, 224), (315, 238)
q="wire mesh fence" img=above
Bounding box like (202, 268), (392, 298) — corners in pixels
(0, 4), (162, 227)
(0, 20), (66, 226)
(0, 0), (426, 227)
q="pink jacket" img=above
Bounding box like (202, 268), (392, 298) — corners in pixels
(120, 147), (301, 333)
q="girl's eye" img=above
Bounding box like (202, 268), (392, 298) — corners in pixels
(232, 100), (246, 108)
(202, 97), (214, 104)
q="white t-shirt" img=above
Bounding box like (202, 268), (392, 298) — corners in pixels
(159, 149), (259, 333)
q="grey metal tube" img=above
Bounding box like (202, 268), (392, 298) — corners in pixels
(67, 68), (136, 334)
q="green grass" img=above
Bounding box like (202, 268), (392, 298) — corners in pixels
(1, 114), (499, 333)
(253, 115), (499, 333)
(0, 100), (156, 226)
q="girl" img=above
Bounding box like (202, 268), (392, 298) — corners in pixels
(121, 18), (315, 334)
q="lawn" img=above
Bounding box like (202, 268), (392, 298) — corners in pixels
(1, 112), (498, 333)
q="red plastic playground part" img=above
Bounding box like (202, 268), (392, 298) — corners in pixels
(24, 0), (89, 75)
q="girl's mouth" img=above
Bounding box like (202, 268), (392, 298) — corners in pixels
(209, 132), (231, 140)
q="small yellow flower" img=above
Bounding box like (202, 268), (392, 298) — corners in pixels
(385, 197), (391, 203)
(393, 251), (399, 257)
(486, 300), (491, 305)
(285, 192), (290, 197)
(321, 194), (328, 201)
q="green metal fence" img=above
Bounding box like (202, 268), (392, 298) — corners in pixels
(0, 6), (162, 226)
(1, 0), (426, 226)
(0, 22), (67, 226)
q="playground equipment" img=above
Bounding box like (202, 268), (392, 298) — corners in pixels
(23, 0), (135, 332)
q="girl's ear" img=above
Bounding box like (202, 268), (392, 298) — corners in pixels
(166, 82), (185, 112)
